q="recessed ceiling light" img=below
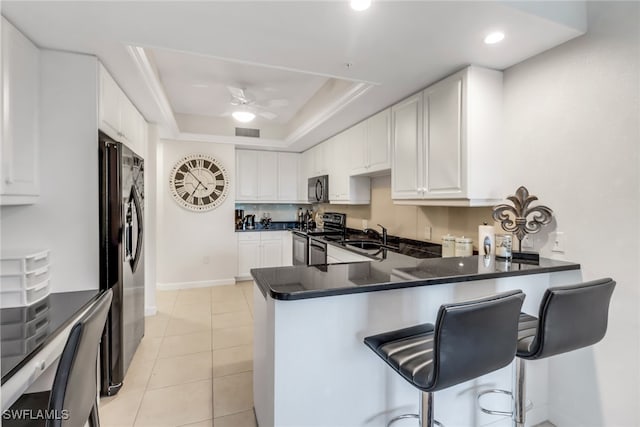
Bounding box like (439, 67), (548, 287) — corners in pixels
(484, 32), (505, 45)
(350, 0), (371, 11)
(232, 111), (256, 123)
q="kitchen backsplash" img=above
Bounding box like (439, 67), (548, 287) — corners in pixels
(317, 175), (497, 250)
(235, 204), (310, 222)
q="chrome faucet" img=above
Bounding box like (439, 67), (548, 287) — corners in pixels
(364, 224), (388, 245)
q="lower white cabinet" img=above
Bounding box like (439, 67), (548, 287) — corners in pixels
(237, 231), (290, 278)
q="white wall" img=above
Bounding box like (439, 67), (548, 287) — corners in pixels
(144, 124), (159, 315)
(503, 2), (639, 425)
(157, 139), (237, 289)
(1, 50), (99, 292)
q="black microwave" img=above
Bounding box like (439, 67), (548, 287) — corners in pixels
(308, 175), (329, 203)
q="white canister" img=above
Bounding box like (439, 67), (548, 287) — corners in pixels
(478, 225), (495, 256)
(441, 235), (456, 258)
(455, 237), (473, 257)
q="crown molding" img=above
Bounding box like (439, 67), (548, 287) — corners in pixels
(127, 45), (180, 138)
(175, 132), (294, 151)
(284, 81), (373, 145)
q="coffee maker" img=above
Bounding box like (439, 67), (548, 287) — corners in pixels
(235, 209), (244, 230)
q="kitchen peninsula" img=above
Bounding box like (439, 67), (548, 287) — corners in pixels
(251, 253), (580, 427)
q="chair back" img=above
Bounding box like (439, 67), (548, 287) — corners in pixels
(431, 290), (525, 391)
(526, 278), (615, 360)
(47, 290), (113, 427)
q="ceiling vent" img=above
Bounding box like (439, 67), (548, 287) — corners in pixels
(235, 127), (260, 138)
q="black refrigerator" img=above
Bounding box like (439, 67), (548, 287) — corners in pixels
(98, 131), (145, 396)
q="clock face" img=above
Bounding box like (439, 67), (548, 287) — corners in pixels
(169, 154), (230, 212)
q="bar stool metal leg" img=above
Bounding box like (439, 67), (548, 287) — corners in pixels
(387, 391), (442, 427)
(513, 358), (525, 427)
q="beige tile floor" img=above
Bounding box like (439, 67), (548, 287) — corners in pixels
(99, 281), (257, 427)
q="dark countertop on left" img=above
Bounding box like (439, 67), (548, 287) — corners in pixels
(1, 290), (102, 384)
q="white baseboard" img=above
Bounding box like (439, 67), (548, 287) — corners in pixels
(235, 275), (252, 282)
(156, 278), (237, 291)
(145, 306), (157, 316)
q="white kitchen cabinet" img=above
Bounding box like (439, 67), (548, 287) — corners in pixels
(366, 108), (392, 173)
(99, 64), (147, 156)
(310, 143), (328, 177)
(391, 93), (423, 199)
(261, 238), (283, 268)
(237, 234), (261, 279)
(236, 150), (306, 203)
(347, 121), (367, 174)
(277, 152), (299, 202)
(282, 231), (293, 266)
(237, 231), (289, 278)
(392, 66), (505, 206)
(236, 150), (278, 201)
(258, 152), (278, 200)
(350, 109), (391, 176)
(328, 133), (370, 204)
(1, 18), (40, 205)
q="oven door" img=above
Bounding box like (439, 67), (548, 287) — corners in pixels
(292, 232), (309, 266)
(309, 238), (328, 266)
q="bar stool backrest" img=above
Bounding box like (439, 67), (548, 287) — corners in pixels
(525, 278), (616, 360)
(47, 290), (113, 427)
(430, 290), (525, 392)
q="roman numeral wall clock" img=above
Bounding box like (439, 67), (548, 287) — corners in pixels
(169, 154), (230, 212)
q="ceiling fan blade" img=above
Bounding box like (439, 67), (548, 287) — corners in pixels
(227, 86), (246, 100)
(258, 111), (278, 120)
(267, 99), (289, 108)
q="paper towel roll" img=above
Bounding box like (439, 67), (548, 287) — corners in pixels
(478, 225), (495, 256)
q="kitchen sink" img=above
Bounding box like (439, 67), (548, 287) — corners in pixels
(343, 240), (382, 250)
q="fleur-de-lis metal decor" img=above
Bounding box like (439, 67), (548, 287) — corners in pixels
(492, 186), (553, 253)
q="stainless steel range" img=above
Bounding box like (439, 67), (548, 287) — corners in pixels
(292, 212), (347, 266)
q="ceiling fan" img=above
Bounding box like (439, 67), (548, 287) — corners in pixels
(227, 86), (288, 122)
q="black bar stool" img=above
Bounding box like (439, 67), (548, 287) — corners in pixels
(364, 289), (525, 427)
(5, 289), (113, 427)
(478, 278), (616, 426)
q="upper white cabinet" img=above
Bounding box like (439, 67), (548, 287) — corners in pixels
(350, 108), (391, 176)
(328, 130), (370, 204)
(236, 150), (306, 203)
(1, 18), (40, 205)
(392, 66), (505, 206)
(99, 64), (147, 156)
(391, 93), (423, 199)
(277, 152), (299, 202)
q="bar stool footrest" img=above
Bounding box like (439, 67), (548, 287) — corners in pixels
(477, 389), (533, 417)
(387, 413), (443, 427)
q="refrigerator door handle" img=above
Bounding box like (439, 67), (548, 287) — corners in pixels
(129, 185), (144, 272)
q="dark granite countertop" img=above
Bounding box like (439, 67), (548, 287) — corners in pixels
(1, 290), (102, 384)
(235, 221), (298, 232)
(251, 255), (580, 301)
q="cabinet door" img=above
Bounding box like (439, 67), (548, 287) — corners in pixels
(238, 240), (261, 277)
(367, 108), (391, 173)
(347, 121), (367, 175)
(282, 232), (293, 266)
(99, 66), (122, 141)
(391, 94), (423, 199)
(261, 239), (283, 268)
(1, 18), (40, 202)
(312, 143), (327, 176)
(257, 152), (278, 200)
(277, 152), (298, 201)
(424, 76), (463, 196)
(236, 150), (259, 200)
(328, 134), (348, 201)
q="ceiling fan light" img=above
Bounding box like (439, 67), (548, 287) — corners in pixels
(484, 31), (505, 45)
(232, 111), (256, 123)
(350, 0), (371, 11)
